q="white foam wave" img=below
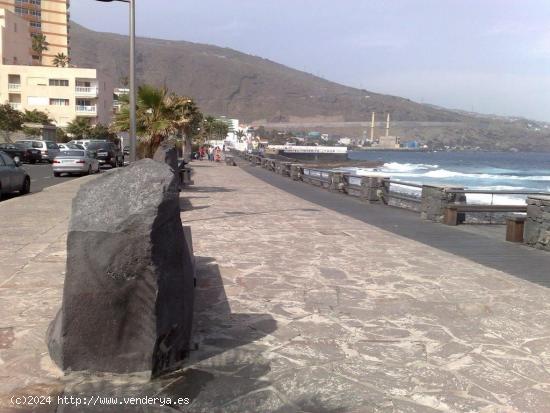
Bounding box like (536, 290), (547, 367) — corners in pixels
(354, 166), (550, 182)
(381, 162), (438, 172)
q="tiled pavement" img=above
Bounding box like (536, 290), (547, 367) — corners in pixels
(1, 162), (550, 412)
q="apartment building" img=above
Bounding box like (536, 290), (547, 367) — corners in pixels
(1, 64), (113, 127)
(0, 0), (69, 66)
(0, 8), (32, 65)
(0, 8), (113, 127)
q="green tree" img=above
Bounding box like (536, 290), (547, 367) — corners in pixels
(88, 123), (118, 142)
(22, 109), (53, 125)
(0, 104), (23, 141)
(0, 104), (23, 132)
(52, 52), (70, 68)
(66, 117), (92, 139)
(31, 34), (49, 64)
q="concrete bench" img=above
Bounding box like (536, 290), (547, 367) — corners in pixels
(506, 215), (526, 243)
(443, 204), (527, 226)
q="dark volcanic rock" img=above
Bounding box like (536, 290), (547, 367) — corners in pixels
(153, 142), (179, 172)
(47, 159), (195, 377)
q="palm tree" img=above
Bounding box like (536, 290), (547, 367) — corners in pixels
(52, 52), (70, 68)
(166, 94), (203, 161)
(113, 84), (204, 159)
(31, 34), (49, 65)
(66, 117), (92, 139)
(236, 130), (246, 142)
(113, 85), (175, 158)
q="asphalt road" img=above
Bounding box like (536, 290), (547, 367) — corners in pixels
(23, 163), (78, 193)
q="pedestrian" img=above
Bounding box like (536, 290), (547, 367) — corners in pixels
(208, 146), (214, 162)
(215, 146), (222, 162)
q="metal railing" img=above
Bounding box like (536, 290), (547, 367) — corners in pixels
(8, 83), (21, 91)
(9, 102), (21, 110)
(75, 105), (97, 113)
(445, 188), (548, 206)
(75, 86), (98, 95)
(385, 180), (423, 204)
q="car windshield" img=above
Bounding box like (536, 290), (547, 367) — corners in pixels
(59, 150), (85, 157)
(88, 142), (110, 150)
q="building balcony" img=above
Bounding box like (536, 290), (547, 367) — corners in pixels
(9, 103), (22, 111)
(75, 105), (97, 115)
(75, 86), (99, 96)
(8, 83), (21, 91)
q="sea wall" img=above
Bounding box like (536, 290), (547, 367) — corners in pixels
(525, 195), (550, 251)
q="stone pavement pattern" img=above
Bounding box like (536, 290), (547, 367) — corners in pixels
(1, 163), (550, 412)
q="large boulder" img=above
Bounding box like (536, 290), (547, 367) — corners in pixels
(47, 158), (195, 377)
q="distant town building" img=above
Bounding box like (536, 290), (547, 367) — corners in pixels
(113, 88), (129, 114)
(0, 0), (70, 67)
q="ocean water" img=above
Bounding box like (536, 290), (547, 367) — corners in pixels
(345, 151), (550, 205)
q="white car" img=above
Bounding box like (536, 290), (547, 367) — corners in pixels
(58, 143), (85, 151)
(17, 140), (60, 163)
(52, 150), (100, 177)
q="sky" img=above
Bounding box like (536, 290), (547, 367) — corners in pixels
(72, 0), (550, 121)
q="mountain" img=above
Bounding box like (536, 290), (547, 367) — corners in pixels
(69, 22), (550, 150)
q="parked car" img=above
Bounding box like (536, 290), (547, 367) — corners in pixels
(17, 140), (60, 163)
(52, 150), (100, 177)
(0, 142), (41, 164)
(0, 151), (30, 197)
(87, 141), (124, 168)
(58, 143), (85, 151)
(68, 139), (107, 149)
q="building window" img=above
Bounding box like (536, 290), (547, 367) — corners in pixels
(49, 79), (69, 87)
(27, 96), (49, 106)
(50, 98), (69, 106)
(30, 21), (41, 29)
(16, 0), (42, 4)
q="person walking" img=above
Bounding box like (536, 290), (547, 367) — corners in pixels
(208, 146), (214, 162)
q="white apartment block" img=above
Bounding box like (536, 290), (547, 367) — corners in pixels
(0, 8), (113, 128)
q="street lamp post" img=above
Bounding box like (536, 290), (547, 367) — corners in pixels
(96, 0), (137, 163)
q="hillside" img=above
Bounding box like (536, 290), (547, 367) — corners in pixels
(70, 22), (550, 150)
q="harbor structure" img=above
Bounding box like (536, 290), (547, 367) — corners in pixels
(267, 145), (348, 161)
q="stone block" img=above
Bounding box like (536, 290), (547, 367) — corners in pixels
(47, 159), (195, 377)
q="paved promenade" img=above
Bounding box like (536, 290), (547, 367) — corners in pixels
(2, 162), (550, 412)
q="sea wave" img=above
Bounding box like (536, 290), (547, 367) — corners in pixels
(381, 162), (439, 172)
(353, 163), (550, 182)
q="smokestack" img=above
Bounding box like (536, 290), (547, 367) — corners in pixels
(385, 113), (390, 137)
(370, 112), (375, 141)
